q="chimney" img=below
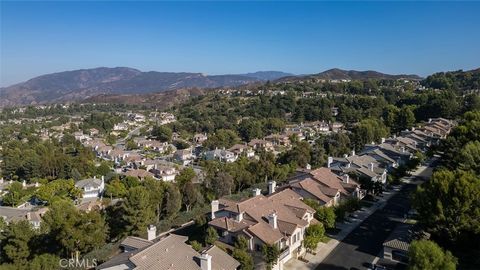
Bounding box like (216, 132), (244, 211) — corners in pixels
(351, 150), (355, 157)
(327, 157), (333, 168)
(305, 163), (311, 170)
(268, 181), (276, 195)
(236, 212), (244, 222)
(267, 212), (278, 229)
(147, 225), (156, 241)
(211, 200), (219, 219)
(401, 146), (405, 153)
(199, 253), (212, 270)
(368, 163), (374, 172)
(252, 188), (261, 197)
(343, 174), (349, 184)
(381, 137), (386, 144)
(346, 162), (351, 168)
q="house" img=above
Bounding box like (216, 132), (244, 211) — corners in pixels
(289, 167), (363, 201)
(150, 165), (177, 182)
(264, 134), (291, 147)
(194, 133), (208, 145)
(124, 169), (155, 180)
(205, 149), (237, 163)
(382, 223), (428, 264)
(128, 113), (145, 122)
(89, 128), (100, 136)
(248, 139), (274, 151)
(75, 176), (105, 199)
(73, 131), (88, 142)
(329, 122), (344, 132)
(98, 228), (240, 270)
(327, 153), (388, 184)
(287, 177), (340, 207)
(105, 148), (129, 164)
(229, 144), (255, 158)
(0, 206), (48, 229)
(209, 187), (316, 269)
(113, 123), (129, 131)
(174, 148), (194, 165)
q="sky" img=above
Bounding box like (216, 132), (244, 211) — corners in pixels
(1, 1), (480, 87)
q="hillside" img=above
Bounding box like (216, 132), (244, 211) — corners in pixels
(279, 68), (421, 82)
(0, 67), (280, 107)
(422, 68), (480, 91)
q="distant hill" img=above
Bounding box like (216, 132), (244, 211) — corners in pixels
(240, 71), (294, 81)
(279, 68), (421, 82)
(0, 67), (274, 107)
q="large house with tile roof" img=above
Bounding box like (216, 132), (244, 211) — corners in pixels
(287, 167), (363, 203)
(208, 187), (316, 269)
(98, 233), (239, 270)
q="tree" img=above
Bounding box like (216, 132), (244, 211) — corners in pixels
(232, 236), (254, 270)
(105, 179), (128, 198)
(408, 240), (457, 270)
(41, 200), (107, 257)
(95, 161), (111, 176)
(151, 125), (173, 142)
(238, 119), (264, 141)
(203, 129), (240, 150)
(262, 244), (280, 270)
(182, 182), (204, 212)
(205, 227), (219, 245)
(210, 172), (234, 197)
(397, 106), (416, 131)
(2, 182), (26, 207)
(412, 170), (480, 243)
(351, 118), (389, 150)
(163, 183), (181, 218)
(303, 223), (325, 254)
(189, 240), (202, 252)
(122, 186), (156, 236)
(29, 254), (61, 270)
(315, 207), (336, 229)
(278, 141), (311, 168)
(458, 140), (480, 174)
(176, 167), (196, 189)
(1, 220), (35, 266)
(35, 179), (81, 204)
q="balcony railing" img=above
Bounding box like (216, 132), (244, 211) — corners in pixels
(279, 247), (290, 260)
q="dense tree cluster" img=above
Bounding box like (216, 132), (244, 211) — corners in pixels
(1, 138), (97, 182)
(422, 69), (480, 92)
(413, 111), (480, 269)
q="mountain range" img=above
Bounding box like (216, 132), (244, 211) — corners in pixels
(0, 67), (420, 107)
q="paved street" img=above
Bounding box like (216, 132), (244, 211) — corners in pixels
(316, 184), (415, 270)
(315, 160), (437, 270)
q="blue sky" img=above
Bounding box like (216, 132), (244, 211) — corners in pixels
(1, 1), (479, 86)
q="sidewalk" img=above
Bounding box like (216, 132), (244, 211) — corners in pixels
(284, 162), (433, 270)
